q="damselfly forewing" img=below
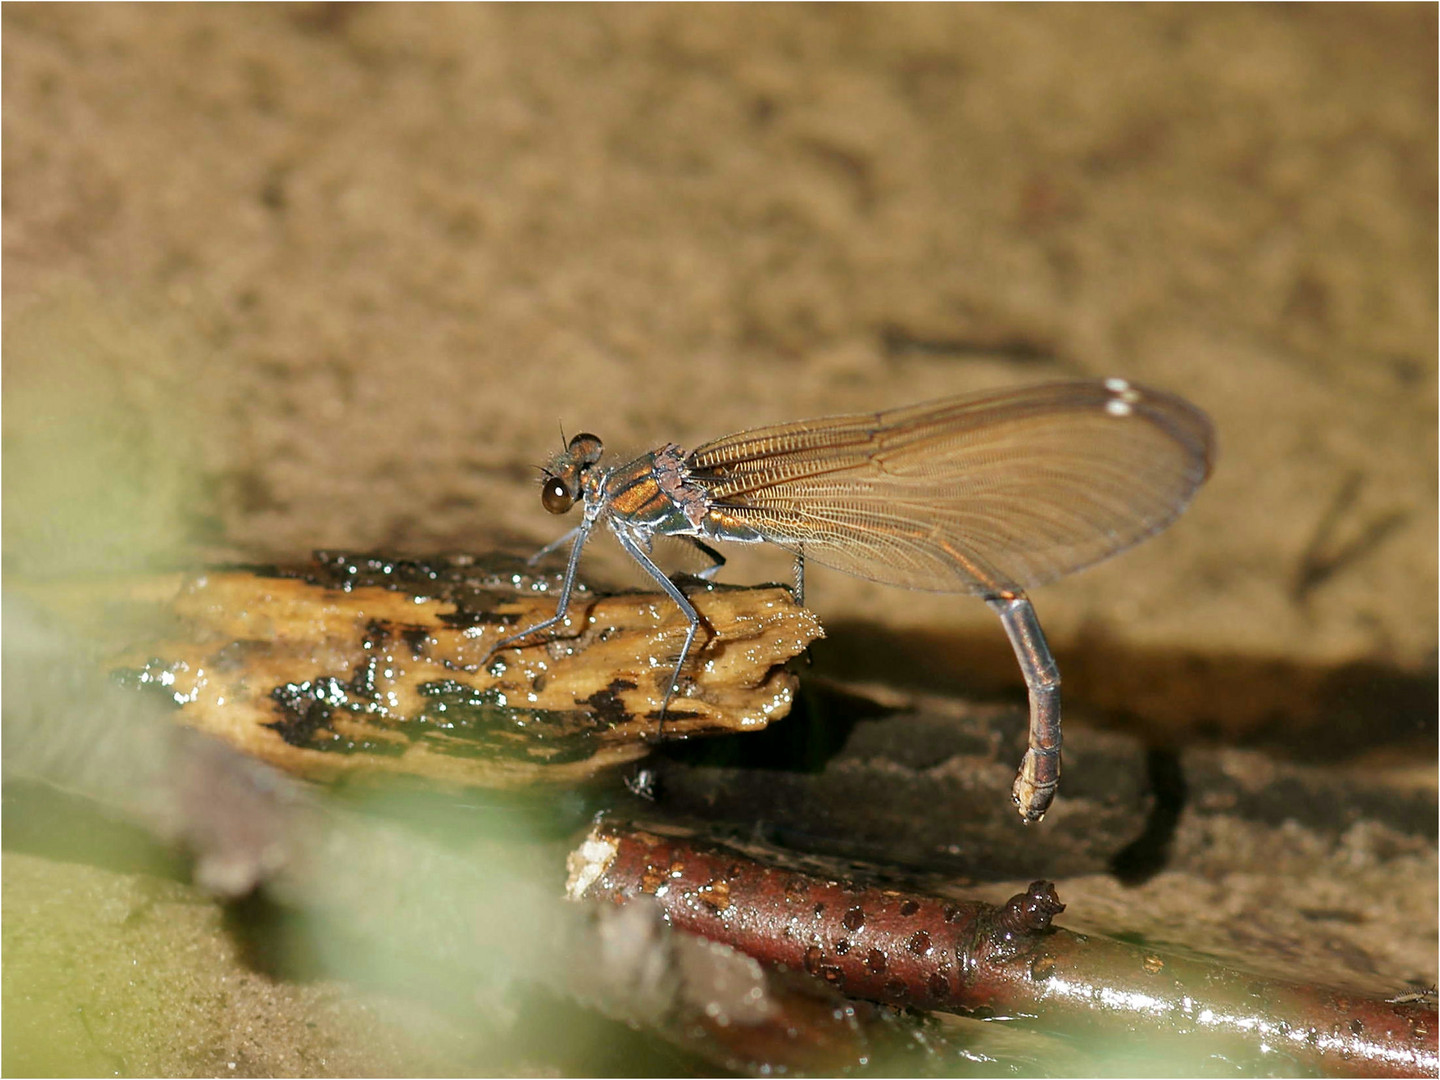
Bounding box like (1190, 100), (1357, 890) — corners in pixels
(485, 378), (1213, 822)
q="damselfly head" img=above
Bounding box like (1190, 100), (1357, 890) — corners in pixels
(540, 432), (605, 514)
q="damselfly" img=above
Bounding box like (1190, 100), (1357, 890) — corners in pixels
(486, 378), (1213, 822)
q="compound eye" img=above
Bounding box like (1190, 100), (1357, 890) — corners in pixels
(541, 476), (574, 514)
(568, 433), (604, 466)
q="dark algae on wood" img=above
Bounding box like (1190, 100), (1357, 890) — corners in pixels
(30, 551), (821, 788)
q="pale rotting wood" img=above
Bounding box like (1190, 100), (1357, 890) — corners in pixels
(28, 551), (822, 789)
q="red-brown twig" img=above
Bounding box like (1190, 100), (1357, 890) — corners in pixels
(570, 822), (1439, 1078)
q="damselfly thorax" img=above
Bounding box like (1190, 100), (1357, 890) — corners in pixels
(484, 379), (1214, 823)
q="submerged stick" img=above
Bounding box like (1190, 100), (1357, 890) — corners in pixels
(569, 822), (1439, 1078)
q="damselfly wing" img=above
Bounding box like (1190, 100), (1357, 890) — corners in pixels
(487, 378), (1214, 822)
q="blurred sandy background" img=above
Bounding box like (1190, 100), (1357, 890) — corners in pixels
(4, 4), (1435, 1073)
(7, 3), (1435, 665)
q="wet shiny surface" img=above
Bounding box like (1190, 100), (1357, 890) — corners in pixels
(38, 552), (822, 789)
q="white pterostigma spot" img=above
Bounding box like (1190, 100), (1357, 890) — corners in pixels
(1103, 377), (1142, 416)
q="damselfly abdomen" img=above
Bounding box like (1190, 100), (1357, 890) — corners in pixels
(486, 378), (1214, 823)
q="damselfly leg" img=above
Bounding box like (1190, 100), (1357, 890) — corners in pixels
(491, 523), (711, 732)
(526, 526), (582, 566)
(683, 537), (727, 581)
(611, 526), (704, 725)
(484, 519), (594, 661)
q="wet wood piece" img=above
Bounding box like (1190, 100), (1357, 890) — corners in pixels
(29, 551), (822, 789)
(570, 822), (1439, 1079)
(1, 603), (952, 1077)
(2, 653), (913, 1076)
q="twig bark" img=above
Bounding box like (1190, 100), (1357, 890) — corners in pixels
(570, 821), (1439, 1078)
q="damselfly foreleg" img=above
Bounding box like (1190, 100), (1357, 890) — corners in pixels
(987, 593), (1062, 824)
(526, 526), (582, 565)
(483, 521), (594, 664)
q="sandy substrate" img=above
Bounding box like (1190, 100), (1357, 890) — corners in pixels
(4, 5), (1435, 1075)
